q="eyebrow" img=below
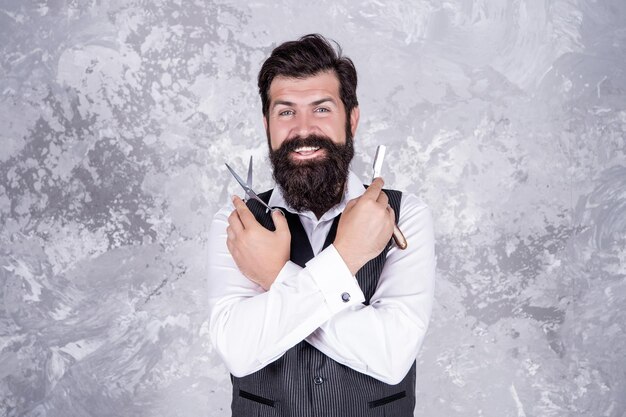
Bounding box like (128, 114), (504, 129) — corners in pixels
(271, 100), (295, 110)
(311, 97), (337, 106)
(271, 97), (338, 111)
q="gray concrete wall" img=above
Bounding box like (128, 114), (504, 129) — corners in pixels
(1, 1), (624, 416)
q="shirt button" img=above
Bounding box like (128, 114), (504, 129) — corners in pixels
(313, 376), (324, 385)
(341, 292), (351, 303)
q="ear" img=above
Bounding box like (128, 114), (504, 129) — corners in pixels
(349, 106), (360, 138)
(263, 115), (268, 132)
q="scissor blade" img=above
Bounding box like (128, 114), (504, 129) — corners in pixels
(372, 145), (386, 181)
(246, 156), (253, 187)
(225, 162), (273, 211)
(225, 163), (253, 196)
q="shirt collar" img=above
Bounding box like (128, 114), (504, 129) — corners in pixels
(267, 170), (366, 222)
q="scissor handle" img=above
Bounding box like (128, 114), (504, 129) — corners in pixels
(269, 207), (285, 217)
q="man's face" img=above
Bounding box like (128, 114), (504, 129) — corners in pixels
(264, 71), (360, 216)
(264, 71), (359, 158)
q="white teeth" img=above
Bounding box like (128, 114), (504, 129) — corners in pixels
(294, 146), (320, 153)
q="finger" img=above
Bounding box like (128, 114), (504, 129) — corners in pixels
(232, 195), (258, 228)
(228, 210), (244, 234)
(227, 219), (241, 238)
(377, 190), (389, 206)
(345, 198), (358, 210)
(226, 239), (241, 261)
(226, 233), (234, 253)
(226, 226), (236, 250)
(363, 177), (384, 200)
(271, 210), (289, 234)
(386, 205), (396, 225)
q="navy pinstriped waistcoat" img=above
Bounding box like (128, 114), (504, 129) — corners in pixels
(232, 188), (416, 417)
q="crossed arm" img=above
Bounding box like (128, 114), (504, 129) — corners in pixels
(207, 178), (436, 384)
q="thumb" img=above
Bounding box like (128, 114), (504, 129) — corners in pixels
(271, 210), (289, 232)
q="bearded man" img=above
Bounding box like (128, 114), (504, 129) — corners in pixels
(208, 34), (435, 417)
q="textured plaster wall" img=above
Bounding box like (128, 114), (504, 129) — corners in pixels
(1, 1), (625, 416)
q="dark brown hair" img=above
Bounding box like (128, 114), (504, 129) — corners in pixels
(258, 34), (358, 118)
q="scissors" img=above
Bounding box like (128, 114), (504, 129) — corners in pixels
(225, 156), (284, 215)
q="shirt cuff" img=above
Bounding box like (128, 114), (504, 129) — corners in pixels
(305, 245), (365, 314)
(274, 260), (303, 285)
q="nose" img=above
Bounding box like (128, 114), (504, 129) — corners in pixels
(292, 112), (316, 137)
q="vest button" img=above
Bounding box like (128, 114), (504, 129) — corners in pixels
(313, 376), (324, 385)
(341, 292), (350, 302)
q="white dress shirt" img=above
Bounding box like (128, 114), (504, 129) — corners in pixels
(207, 171), (436, 385)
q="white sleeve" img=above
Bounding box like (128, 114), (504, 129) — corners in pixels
(305, 194), (436, 384)
(207, 204), (365, 377)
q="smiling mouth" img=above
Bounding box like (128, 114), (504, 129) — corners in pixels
(291, 146), (325, 160)
(295, 146), (320, 154)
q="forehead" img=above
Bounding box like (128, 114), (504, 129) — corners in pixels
(268, 71), (341, 103)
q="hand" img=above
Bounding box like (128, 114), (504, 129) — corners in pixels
(226, 196), (291, 290)
(333, 178), (395, 275)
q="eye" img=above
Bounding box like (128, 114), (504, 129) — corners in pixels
(314, 107), (330, 113)
(278, 109), (294, 116)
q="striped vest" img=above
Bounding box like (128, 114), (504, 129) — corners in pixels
(232, 188), (415, 417)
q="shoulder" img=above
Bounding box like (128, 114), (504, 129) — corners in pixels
(396, 191), (433, 232)
(399, 191), (429, 213)
(379, 188), (430, 216)
(209, 201), (233, 232)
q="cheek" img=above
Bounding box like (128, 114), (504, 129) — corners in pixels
(269, 133), (284, 151)
(268, 123), (291, 149)
(322, 119), (347, 143)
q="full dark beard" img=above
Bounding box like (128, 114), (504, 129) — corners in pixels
(269, 134), (354, 216)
